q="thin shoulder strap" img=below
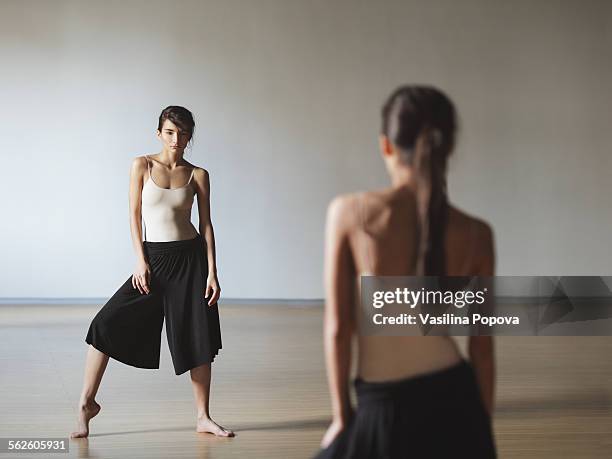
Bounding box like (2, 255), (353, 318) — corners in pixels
(187, 166), (196, 184)
(145, 155), (152, 181)
(359, 193), (374, 275)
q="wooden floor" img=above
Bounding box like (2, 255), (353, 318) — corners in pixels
(0, 304), (610, 458)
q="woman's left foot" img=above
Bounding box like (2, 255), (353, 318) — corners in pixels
(196, 416), (235, 437)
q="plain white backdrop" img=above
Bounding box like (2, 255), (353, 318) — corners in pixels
(1, 0), (610, 300)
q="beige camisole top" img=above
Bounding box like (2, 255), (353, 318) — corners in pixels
(141, 155), (199, 242)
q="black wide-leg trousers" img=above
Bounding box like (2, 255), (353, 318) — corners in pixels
(313, 359), (496, 458)
(86, 233), (222, 375)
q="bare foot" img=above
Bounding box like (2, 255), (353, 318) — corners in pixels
(70, 400), (101, 438)
(196, 416), (235, 437)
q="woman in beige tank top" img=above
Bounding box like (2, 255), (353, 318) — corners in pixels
(71, 106), (233, 439)
(316, 86), (497, 457)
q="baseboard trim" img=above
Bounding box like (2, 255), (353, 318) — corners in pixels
(0, 297), (324, 307)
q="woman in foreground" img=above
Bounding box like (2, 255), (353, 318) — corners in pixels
(315, 85), (497, 458)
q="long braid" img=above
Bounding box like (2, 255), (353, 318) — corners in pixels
(381, 86), (456, 276)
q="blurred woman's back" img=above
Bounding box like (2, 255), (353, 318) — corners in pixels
(351, 187), (492, 382)
(315, 85), (496, 458)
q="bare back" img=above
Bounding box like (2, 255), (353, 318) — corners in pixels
(343, 186), (494, 382)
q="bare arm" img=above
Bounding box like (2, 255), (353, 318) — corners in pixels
(468, 223), (496, 416)
(323, 196), (356, 426)
(194, 168), (220, 305)
(128, 157), (148, 262)
(128, 157), (151, 294)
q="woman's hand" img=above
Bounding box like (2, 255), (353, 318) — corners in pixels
(320, 404), (354, 449)
(132, 260), (151, 295)
(205, 274), (221, 306)
(320, 417), (348, 449)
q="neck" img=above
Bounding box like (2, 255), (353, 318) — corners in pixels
(157, 148), (184, 169)
(389, 165), (417, 190)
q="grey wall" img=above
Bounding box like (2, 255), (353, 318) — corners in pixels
(1, 0), (610, 300)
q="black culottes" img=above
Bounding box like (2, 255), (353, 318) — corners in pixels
(314, 359), (496, 459)
(86, 233), (222, 375)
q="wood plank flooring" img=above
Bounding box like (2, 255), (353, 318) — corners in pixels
(0, 304), (610, 458)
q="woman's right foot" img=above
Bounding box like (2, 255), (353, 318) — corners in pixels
(70, 400), (101, 438)
(196, 416), (235, 437)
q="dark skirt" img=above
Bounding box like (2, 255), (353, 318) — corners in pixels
(314, 359), (496, 459)
(85, 233), (222, 375)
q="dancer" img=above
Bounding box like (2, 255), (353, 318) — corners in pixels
(315, 86), (497, 457)
(70, 106), (234, 439)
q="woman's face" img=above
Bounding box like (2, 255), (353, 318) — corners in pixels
(157, 119), (192, 152)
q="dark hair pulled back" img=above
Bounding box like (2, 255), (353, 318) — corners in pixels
(157, 106), (195, 144)
(381, 85), (457, 276)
